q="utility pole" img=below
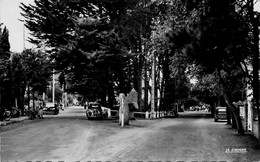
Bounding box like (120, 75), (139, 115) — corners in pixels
(52, 70), (55, 104)
(151, 51), (156, 118)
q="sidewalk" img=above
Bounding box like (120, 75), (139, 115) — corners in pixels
(0, 116), (28, 126)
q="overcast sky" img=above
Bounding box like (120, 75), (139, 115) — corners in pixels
(0, 0), (259, 53)
(0, 0), (35, 52)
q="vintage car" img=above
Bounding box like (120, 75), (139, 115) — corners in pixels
(43, 102), (59, 115)
(165, 103), (179, 118)
(166, 109), (179, 117)
(86, 102), (106, 119)
(214, 107), (227, 122)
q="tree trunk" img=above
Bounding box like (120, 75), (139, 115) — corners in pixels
(252, 12), (260, 141)
(107, 83), (115, 108)
(162, 50), (170, 111)
(0, 80), (3, 121)
(27, 85), (30, 109)
(32, 91), (35, 112)
(231, 112), (237, 128)
(216, 69), (244, 134)
(20, 86), (25, 115)
(118, 93), (129, 126)
(100, 88), (107, 107)
(138, 32), (143, 112)
(144, 57), (148, 111)
(226, 105), (232, 125)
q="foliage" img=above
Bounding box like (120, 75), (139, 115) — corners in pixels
(20, 49), (52, 93)
(165, 0), (253, 134)
(0, 23), (10, 80)
(190, 74), (220, 104)
(20, 0), (160, 106)
(46, 85), (63, 102)
(0, 23), (11, 111)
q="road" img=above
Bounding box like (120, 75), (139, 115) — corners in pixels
(1, 107), (260, 162)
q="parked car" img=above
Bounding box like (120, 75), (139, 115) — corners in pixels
(86, 102), (105, 119)
(43, 102), (59, 115)
(214, 107), (227, 122)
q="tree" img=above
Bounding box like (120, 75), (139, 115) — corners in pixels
(20, 49), (52, 110)
(167, 0), (253, 134)
(190, 73), (220, 115)
(0, 23), (10, 120)
(20, 0), (159, 109)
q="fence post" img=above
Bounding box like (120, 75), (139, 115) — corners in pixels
(107, 109), (111, 118)
(145, 111), (149, 119)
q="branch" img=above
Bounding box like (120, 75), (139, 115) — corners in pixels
(240, 60), (253, 84)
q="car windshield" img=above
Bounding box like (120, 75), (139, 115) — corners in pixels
(89, 104), (101, 109)
(45, 103), (55, 107)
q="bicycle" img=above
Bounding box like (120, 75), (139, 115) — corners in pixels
(3, 109), (11, 121)
(25, 109), (37, 120)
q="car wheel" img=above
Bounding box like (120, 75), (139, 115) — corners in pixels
(214, 118), (218, 122)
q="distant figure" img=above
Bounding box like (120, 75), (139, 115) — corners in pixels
(84, 101), (88, 109)
(38, 107), (43, 118)
(126, 83), (139, 120)
(59, 101), (64, 111)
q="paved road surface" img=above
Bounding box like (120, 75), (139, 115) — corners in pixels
(1, 107), (260, 162)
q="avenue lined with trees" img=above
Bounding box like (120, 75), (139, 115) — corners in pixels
(0, 0), (260, 137)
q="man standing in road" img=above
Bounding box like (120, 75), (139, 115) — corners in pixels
(127, 83), (139, 120)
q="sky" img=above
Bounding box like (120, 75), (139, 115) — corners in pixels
(0, 0), (35, 52)
(0, 0), (260, 53)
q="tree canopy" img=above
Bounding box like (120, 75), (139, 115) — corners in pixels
(17, 0), (260, 135)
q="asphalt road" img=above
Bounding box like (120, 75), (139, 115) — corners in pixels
(1, 107), (260, 162)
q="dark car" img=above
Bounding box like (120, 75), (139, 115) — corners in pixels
(214, 107), (227, 122)
(166, 109), (178, 117)
(43, 103), (59, 115)
(86, 102), (105, 119)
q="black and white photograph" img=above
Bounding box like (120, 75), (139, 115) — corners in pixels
(1, 0), (260, 161)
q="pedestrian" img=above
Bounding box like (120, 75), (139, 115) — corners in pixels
(84, 101), (88, 109)
(38, 106), (43, 119)
(60, 102), (64, 111)
(54, 102), (59, 115)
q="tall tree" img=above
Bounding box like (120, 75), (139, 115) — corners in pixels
(20, 49), (52, 110)
(20, 0), (158, 108)
(0, 23), (11, 120)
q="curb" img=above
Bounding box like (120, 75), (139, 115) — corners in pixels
(0, 117), (28, 126)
